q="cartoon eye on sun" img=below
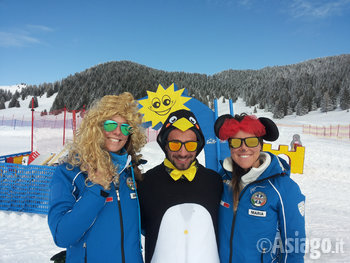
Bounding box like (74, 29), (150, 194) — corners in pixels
(149, 95), (175, 116)
(138, 83), (192, 128)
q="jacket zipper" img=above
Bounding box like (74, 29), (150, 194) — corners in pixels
(228, 172), (284, 262)
(83, 242), (87, 263)
(116, 187), (126, 263)
(228, 209), (237, 263)
(261, 248), (266, 263)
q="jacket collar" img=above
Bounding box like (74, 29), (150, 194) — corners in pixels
(110, 150), (131, 175)
(223, 151), (290, 184)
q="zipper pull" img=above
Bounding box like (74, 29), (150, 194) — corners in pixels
(116, 189), (120, 201)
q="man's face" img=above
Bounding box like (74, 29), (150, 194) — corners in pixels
(166, 129), (197, 170)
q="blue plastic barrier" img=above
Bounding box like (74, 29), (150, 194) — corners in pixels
(0, 163), (55, 214)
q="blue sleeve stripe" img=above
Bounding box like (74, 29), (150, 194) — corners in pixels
(71, 171), (84, 200)
(268, 179), (288, 263)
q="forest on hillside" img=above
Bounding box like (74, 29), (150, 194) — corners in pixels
(1, 54), (350, 118)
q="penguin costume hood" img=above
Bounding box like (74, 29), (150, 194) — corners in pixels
(157, 109), (205, 156)
(138, 108), (223, 263)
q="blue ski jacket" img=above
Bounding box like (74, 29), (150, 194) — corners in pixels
(218, 152), (305, 263)
(48, 152), (143, 263)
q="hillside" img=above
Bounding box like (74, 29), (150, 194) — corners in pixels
(1, 54), (350, 119)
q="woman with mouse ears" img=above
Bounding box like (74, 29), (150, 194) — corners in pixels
(214, 113), (306, 263)
(48, 92), (147, 263)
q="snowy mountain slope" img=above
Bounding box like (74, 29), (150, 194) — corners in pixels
(0, 91), (349, 262)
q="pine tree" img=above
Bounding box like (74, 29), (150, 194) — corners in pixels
(248, 94), (257, 107)
(321, 91), (335, 113)
(273, 100), (285, 119)
(28, 96), (39, 108)
(8, 97), (19, 108)
(339, 87), (350, 110)
(296, 95), (309, 116)
(47, 86), (55, 97)
(0, 97), (5, 109)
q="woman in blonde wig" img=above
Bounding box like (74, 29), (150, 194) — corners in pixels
(48, 92), (147, 263)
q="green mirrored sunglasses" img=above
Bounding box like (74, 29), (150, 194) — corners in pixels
(103, 120), (132, 136)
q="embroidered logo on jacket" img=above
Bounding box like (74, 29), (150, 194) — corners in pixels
(126, 177), (136, 191)
(251, 191), (267, 207)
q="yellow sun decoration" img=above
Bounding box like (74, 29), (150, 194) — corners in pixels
(139, 83), (191, 128)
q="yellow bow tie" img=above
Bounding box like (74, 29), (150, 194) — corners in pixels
(163, 158), (197, 182)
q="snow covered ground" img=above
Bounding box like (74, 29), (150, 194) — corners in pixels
(0, 93), (350, 262)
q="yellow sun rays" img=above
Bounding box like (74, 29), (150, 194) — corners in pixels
(139, 83), (191, 128)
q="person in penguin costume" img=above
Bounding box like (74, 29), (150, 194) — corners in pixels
(215, 113), (306, 263)
(137, 109), (223, 263)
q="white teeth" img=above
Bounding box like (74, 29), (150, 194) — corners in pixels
(110, 139), (121, 142)
(239, 155), (250, 158)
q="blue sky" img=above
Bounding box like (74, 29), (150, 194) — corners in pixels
(1, 0), (350, 86)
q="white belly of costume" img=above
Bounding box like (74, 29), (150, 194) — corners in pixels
(151, 203), (220, 263)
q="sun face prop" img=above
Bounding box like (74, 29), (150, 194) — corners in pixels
(139, 83), (191, 128)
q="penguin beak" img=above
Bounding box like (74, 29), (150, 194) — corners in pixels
(172, 117), (194, 132)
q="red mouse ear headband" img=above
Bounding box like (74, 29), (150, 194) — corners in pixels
(218, 115), (266, 140)
(214, 114), (279, 141)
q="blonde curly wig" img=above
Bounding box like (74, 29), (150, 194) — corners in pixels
(66, 92), (147, 189)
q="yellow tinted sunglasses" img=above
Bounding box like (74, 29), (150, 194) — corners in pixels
(167, 140), (198, 152)
(228, 137), (260, 149)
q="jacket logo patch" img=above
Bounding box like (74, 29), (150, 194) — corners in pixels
(248, 209), (266, 217)
(220, 200), (230, 208)
(126, 177), (136, 191)
(251, 191), (267, 207)
(130, 193), (137, 199)
(106, 197), (113, 202)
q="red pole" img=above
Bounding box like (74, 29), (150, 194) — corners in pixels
(82, 105), (86, 118)
(31, 98), (34, 152)
(72, 110), (76, 136)
(63, 106), (66, 146)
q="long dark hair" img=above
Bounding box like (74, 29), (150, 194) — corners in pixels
(230, 114), (264, 211)
(231, 162), (248, 211)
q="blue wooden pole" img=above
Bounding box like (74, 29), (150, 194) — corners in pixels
(229, 99), (234, 115)
(214, 99), (221, 171)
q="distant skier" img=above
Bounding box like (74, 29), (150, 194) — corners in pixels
(290, 134), (302, 151)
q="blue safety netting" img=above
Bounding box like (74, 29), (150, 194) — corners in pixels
(0, 163), (55, 214)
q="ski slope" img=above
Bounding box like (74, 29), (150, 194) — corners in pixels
(0, 95), (350, 262)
